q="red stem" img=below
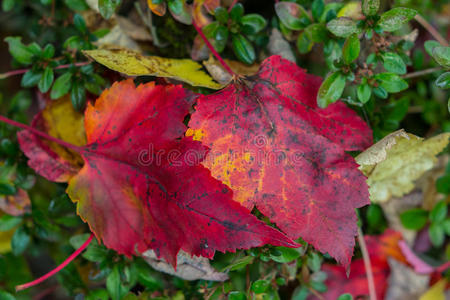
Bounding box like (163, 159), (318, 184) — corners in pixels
(0, 62), (90, 80)
(192, 21), (236, 77)
(0, 115), (84, 154)
(16, 234), (94, 291)
(228, 0), (238, 12)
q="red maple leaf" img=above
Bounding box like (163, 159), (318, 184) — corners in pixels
(42, 79), (297, 266)
(187, 55), (372, 268)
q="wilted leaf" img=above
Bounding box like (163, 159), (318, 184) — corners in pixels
(188, 55), (372, 268)
(202, 56), (259, 85)
(419, 279), (447, 300)
(18, 96), (86, 182)
(0, 229), (14, 254)
(95, 25), (141, 52)
(83, 48), (223, 89)
(268, 28), (295, 63)
(0, 189), (31, 216)
(147, 0), (166, 16)
(142, 249), (228, 281)
(356, 130), (450, 203)
(63, 80), (296, 266)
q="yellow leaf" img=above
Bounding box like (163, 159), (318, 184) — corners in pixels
(356, 130), (450, 203)
(419, 279), (447, 300)
(337, 1), (362, 19)
(83, 49), (223, 89)
(0, 230), (14, 254)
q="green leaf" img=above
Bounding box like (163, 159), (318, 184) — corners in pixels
(270, 246), (302, 263)
(374, 72), (408, 93)
(251, 280), (270, 294)
(230, 3), (244, 23)
(307, 252), (322, 272)
(222, 256), (254, 271)
(326, 17), (357, 38)
(73, 14), (87, 33)
(443, 219), (450, 235)
(362, 0), (379, 16)
(342, 33), (360, 64)
(71, 80), (86, 111)
(228, 291), (246, 300)
(38, 67), (54, 93)
(436, 72), (450, 89)
(275, 2), (309, 30)
(98, 0), (121, 19)
(357, 83), (371, 103)
(366, 204), (383, 228)
(430, 200), (448, 223)
(317, 71), (346, 108)
(0, 290), (15, 300)
(373, 86), (388, 99)
(377, 7), (417, 32)
(87, 290), (109, 300)
(337, 294), (353, 300)
(400, 208), (428, 230)
(2, 0), (15, 12)
(306, 23), (328, 43)
(0, 215), (22, 231)
(107, 266), (129, 300)
(50, 72), (73, 99)
(241, 14), (267, 34)
(311, 0), (324, 22)
(214, 6), (228, 24)
(424, 40), (441, 57)
(382, 52), (407, 74)
(0, 182), (16, 195)
(297, 31), (313, 54)
(4, 37), (34, 65)
(436, 174), (450, 194)
(432, 46), (450, 68)
(21, 69), (42, 88)
(11, 226), (30, 255)
(428, 223), (445, 247)
(42, 44), (55, 59)
(232, 34), (255, 64)
(64, 0), (89, 11)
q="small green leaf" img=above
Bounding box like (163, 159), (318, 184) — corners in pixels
(73, 14), (87, 33)
(4, 37), (34, 65)
(98, 0), (121, 19)
(42, 44), (55, 59)
(232, 34), (255, 64)
(307, 252), (322, 272)
(0, 182), (16, 195)
(382, 52), (407, 74)
(337, 294), (353, 300)
(251, 280), (270, 294)
(168, 0), (192, 24)
(2, 0), (15, 12)
(0, 215), (22, 231)
(436, 72), (450, 89)
(443, 219), (450, 235)
(230, 3), (244, 23)
(362, 0), (379, 16)
(50, 72), (73, 99)
(430, 200), (448, 223)
(428, 223), (445, 247)
(306, 23), (328, 43)
(21, 70), (42, 88)
(64, 0), (89, 11)
(311, 0), (324, 22)
(432, 46), (450, 68)
(326, 17), (357, 38)
(222, 256), (254, 271)
(342, 33), (360, 64)
(275, 2), (309, 30)
(107, 266), (129, 300)
(11, 226), (30, 255)
(424, 40), (441, 57)
(38, 67), (54, 93)
(377, 7), (417, 32)
(357, 83), (372, 103)
(374, 73), (408, 93)
(317, 71), (346, 108)
(71, 80), (86, 111)
(373, 86), (388, 98)
(436, 174), (450, 194)
(241, 14), (267, 34)
(228, 291), (246, 300)
(297, 31), (314, 54)
(400, 208), (428, 230)
(270, 246), (302, 263)
(87, 290), (109, 300)
(214, 7), (228, 24)
(0, 290), (15, 300)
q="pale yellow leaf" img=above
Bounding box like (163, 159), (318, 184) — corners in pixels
(356, 130), (450, 203)
(83, 49), (223, 89)
(419, 279), (447, 300)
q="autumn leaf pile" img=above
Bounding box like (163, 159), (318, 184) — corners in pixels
(15, 54), (376, 269)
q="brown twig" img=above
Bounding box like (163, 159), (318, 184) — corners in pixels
(228, 0), (238, 12)
(414, 15), (449, 47)
(0, 61), (90, 80)
(402, 67), (442, 79)
(357, 227), (377, 300)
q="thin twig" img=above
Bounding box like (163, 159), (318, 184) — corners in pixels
(0, 115), (84, 153)
(402, 67), (442, 79)
(358, 227), (377, 300)
(228, 0), (238, 12)
(307, 286), (324, 300)
(0, 61), (90, 80)
(414, 15), (449, 47)
(16, 234), (94, 291)
(192, 21), (237, 77)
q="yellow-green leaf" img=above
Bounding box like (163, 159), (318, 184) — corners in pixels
(356, 129), (450, 203)
(419, 279), (447, 300)
(83, 49), (223, 89)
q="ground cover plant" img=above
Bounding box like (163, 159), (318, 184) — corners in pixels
(0, 0), (449, 299)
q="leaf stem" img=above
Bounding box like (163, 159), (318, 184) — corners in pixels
(358, 227), (377, 300)
(414, 15), (449, 47)
(0, 62), (90, 80)
(192, 21), (237, 77)
(228, 0), (238, 12)
(402, 67), (442, 79)
(0, 115), (85, 154)
(16, 233), (94, 291)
